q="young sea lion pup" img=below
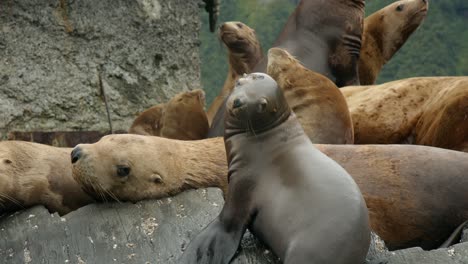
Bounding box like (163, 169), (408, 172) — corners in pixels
(179, 73), (370, 263)
(267, 47), (354, 144)
(206, 21), (263, 124)
(359, 0), (429, 84)
(129, 89), (209, 140)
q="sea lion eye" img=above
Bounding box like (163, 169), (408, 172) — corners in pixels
(117, 165), (131, 177)
(396, 4), (404, 12)
(257, 98), (268, 113)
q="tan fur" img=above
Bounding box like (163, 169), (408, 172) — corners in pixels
(72, 135), (228, 203)
(0, 141), (93, 216)
(206, 22), (263, 124)
(343, 77), (468, 152)
(359, 0), (428, 85)
(128, 104), (165, 136)
(72, 134), (468, 249)
(267, 48), (354, 144)
(129, 89), (209, 140)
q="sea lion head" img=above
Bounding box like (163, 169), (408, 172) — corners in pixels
(168, 89), (206, 110)
(0, 157), (15, 210)
(130, 89), (208, 139)
(377, 0), (429, 60)
(266, 47), (300, 77)
(71, 135), (179, 202)
(161, 89), (209, 140)
(71, 134), (227, 202)
(218, 21), (262, 73)
(225, 73), (291, 135)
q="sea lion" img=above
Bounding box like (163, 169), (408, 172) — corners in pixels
(129, 89), (209, 140)
(0, 141), (93, 216)
(208, 0), (365, 137)
(128, 104), (165, 136)
(71, 136), (228, 202)
(206, 21), (263, 124)
(342, 77), (468, 152)
(72, 134), (468, 250)
(180, 73), (370, 263)
(359, 0), (429, 85)
(267, 48), (354, 144)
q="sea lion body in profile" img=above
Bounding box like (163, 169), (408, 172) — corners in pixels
(343, 77), (468, 152)
(71, 134), (468, 250)
(0, 141), (93, 216)
(267, 48), (354, 144)
(359, 0), (429, 85)
(206, 21), (263, 124)
(129, 89), (209, 140)
(180, 73), (370, 263)
(208, 0), (365, 137)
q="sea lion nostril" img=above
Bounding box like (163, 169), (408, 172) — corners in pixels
(71, 147), (82, 164)
(233, 98), (243, 109)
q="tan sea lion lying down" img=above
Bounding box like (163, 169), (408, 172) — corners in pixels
(343, 77), (468, 152)
(129, 89), (209, 140)
(71, 134), (468, 250)
(0, 141), (93, 216)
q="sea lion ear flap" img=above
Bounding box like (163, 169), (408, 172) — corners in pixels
(150, 173), (163, 184)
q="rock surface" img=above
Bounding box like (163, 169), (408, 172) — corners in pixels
(1, 188), (468, 264)
(0, 0), (201, 138)
(0, 188), (280, 264)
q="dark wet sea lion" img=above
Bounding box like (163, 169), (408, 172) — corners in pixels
(267, 47), (354, 144)
(179, 73), (370, 263)
(206, 21), (263, 124)
(359, 0), (429, 85)
(208, 0), (365, 137)
(0, 141), (93, 216)
(72, 134), (468, 250)
(129, 89), (209, 140)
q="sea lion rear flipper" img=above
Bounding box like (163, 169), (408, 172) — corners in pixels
(439, 220), (468, 248)
(179, 217), (245, 263)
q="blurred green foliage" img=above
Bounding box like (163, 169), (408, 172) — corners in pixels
(199, 0), (468, 105)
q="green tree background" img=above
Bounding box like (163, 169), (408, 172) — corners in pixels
(199, 0), (468, 105)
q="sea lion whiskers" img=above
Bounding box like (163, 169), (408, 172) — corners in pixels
(247, 117), (258, 138)
(0, 193), (23, 208)
(102, 185), (122, 204)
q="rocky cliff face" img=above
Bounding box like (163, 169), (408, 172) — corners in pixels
(0, 0), (201, 138)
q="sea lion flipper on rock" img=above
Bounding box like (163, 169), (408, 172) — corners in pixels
(180, 218), (244, 263)
(180, 176), (254, 264)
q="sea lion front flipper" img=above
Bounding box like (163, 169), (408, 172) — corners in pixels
(179, 174), (255, 263)
(179, 216), (246, 264)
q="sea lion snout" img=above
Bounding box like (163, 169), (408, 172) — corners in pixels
(71, 147), (82, 164)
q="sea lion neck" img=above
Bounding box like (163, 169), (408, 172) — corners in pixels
(224, 114), (305, 165)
